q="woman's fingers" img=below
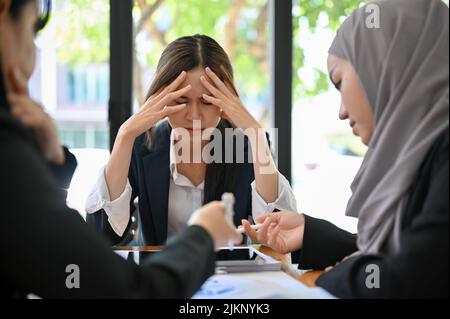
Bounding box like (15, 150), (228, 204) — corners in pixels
(205, 67), (233, 97)
(158, 71), (187, 97)
(224, 81), (238, 97)
(158, 104), (187, 117)
(267, 222), (276, 235)
(15, 112), (43, 127)
(255, 214), (272, 224)
(143, 84), (190, 112)
(147, 71), (187, 104)
(259, 217), (272, 234)
(8, 67), (29, 95)
(242, 219), (259, 242)
(8, 94), (54, 132)
(267, 225), (281, 249)
(257, 217), (272, 243)
(243, 215), (284, 248)
(158, 85), (192, 109)
(8, 95), (43, 114)
(11, 103), (45, 128)
(150, 86), (167, 102)
(200, 75), (227, 101)
(8, 95), (34, 115)
(202, 94), (222, 107)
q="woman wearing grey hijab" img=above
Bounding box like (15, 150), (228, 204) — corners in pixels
(243, 0), (448, 298)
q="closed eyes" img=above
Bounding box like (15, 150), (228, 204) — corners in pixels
(333, 80), (342, 91)
(329, 68), (342, 92)
(175, 98), (213, 106)
(200, 98), (213, 105)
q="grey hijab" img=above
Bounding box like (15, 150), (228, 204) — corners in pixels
(329, 0), (449, 254)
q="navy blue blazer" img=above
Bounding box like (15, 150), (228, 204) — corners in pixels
(87, 121), (256, 245)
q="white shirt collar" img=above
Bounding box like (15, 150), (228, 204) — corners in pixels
(169, 130), (204, 190)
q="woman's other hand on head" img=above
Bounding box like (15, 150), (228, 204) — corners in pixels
(200, 67), (261, 131)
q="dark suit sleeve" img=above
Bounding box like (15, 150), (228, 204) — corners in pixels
(85, 208), (135, 246)
(86, 146), (140, 245)
(47, 146), (78, 190)
(291, 214), (357, 270)
(316, 157), (449, 298)
(0, 132), (215, 298)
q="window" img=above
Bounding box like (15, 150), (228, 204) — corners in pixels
(291, 0), (366, 232)
(30, 0), (111, 215)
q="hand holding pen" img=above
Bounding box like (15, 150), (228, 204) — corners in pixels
(188, 201), (242, 251)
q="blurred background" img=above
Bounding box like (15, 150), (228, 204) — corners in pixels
(29, 0), (447, 233)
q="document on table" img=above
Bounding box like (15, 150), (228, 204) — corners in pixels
(192, 271), (335, 299)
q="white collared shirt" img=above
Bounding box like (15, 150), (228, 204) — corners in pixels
(86, 133), (298, 237)
(167, 138), (205, 237)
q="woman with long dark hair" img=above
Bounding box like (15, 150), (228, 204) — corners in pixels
(85, 34), (297, 245)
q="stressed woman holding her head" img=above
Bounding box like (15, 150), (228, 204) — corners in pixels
(85, 35), (297, 245)
(243, 0), (449, 298)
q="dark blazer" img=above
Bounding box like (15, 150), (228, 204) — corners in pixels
(87, 121), (256, 245)
(0, 107), (216, 298)
(292, 126), (449, 298)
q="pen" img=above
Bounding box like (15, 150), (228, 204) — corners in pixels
(236, 224), (263, 234)
(221, 193), (235, 251)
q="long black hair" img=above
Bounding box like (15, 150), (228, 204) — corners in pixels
(202, 119), (243, 204)
(145, 35), (242, 204)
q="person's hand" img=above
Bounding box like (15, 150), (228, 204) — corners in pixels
(241, 211), (305, 254)
(188, 201), (243, 251)
(119, 71), (191, 140)
(200, 67), (261, 131)
(7, 66), (65, 164)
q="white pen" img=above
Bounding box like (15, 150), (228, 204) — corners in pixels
(221, 193), (235, 250)
(236, 224), (263, 234)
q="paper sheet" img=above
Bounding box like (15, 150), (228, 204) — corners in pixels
(193, 271), (335, 299)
